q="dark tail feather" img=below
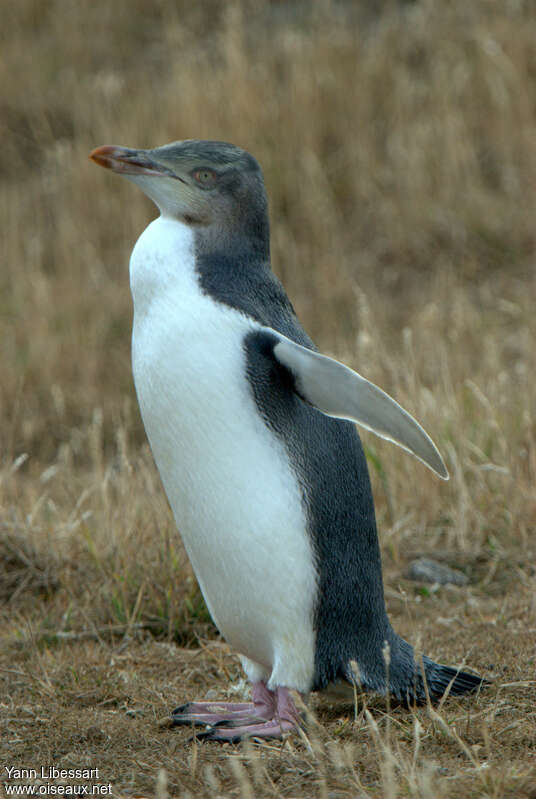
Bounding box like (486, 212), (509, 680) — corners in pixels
(415, 656), (489, 703)
(342, 635), (489, 705)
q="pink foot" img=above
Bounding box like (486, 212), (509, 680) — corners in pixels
(193, 686), (302, 743)
(197, 716), (297, 742)
(171, 681), (276, 727)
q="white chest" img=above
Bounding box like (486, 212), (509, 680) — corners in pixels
(128, 217), (316, 688)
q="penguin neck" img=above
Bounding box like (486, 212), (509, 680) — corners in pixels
(190, 204), (273, 297)
(193, 213), (270, 265)
(129, 215), (196, 314)
(129, 212), (272, 324)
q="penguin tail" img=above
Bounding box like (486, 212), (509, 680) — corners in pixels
(339, 636), (488, 705)
(413, 655), (489, 704)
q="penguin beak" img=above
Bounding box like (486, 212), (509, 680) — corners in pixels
(89, 145), (173, 178)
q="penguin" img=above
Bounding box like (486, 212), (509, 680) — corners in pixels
(89, 140), (486, 742)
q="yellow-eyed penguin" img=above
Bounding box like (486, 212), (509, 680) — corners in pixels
(90, 140), (486, 742)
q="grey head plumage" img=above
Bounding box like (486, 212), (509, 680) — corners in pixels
(90, 139), (270, 257)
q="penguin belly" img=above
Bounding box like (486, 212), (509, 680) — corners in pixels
(129, 217), (317, 692)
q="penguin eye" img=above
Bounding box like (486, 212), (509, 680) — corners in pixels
(192, 168), (217, 188)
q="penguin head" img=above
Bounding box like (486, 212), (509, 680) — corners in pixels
(90, 139), (269, 255)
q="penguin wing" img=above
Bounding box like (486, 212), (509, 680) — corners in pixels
(260, 327), (448, 480)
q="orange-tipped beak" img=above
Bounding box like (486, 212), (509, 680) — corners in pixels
(89, 145), (170, 177)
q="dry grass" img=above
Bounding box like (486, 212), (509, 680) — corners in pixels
(1, 0), (536, 796)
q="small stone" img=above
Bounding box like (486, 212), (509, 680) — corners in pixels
(84, 725), (107, 742)
(406, 557), (469, 586)
(125, 707), (144, 717)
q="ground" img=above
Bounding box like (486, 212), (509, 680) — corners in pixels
(1, 548), (535, 798)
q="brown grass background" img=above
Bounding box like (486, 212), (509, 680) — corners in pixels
(1, 1), (535, 797)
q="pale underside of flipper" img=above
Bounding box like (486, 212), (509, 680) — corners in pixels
(268, 329), (449, 480)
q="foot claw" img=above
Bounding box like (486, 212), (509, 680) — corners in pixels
(210, 716), (267, 729)
(170, 700), (258, 727)
(171, 702), (192, 715)
(192, 728), (244, 744)
(170, 716), (205, 727)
